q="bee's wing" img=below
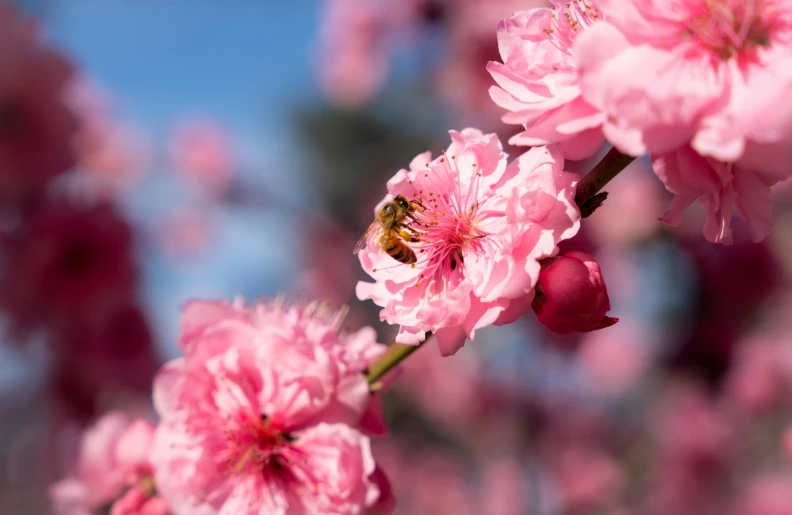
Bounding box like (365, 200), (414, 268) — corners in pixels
(353, 220), (381, 255)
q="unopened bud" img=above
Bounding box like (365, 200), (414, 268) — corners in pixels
(532, 252), (618, 334)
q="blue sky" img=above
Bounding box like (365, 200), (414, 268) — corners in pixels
(43, 2), (328, 357)
(47, 1), (321, 159)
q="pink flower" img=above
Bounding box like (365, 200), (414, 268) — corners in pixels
(50, 413), (160, 515)
(356, 129), (580, 356)
(0, 4), (77, 202)
(111, 486), (170, 515)
(435, 0), (546, 125)
(654, 146), (780, 243)
(578, 321), (649, 395)
(552, 445), (624, 511)
(532, 251), (618, 334)
(316, 0), (415, 107)
(735, 474), (792, 515)
(724, 338), (791, 412)
(69, 78), (151, 193)
(488, 3), (606, 159)
(169, 117), (234, 196)
(574, 0), (792, 164)
(152, 298), (383, 514)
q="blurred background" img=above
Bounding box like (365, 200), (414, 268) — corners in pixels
(2, 0), (792, 513)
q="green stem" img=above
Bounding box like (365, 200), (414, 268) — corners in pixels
(574, 147), (636, 209)
(366, 333), (431, 387)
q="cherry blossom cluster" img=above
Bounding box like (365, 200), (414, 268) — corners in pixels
(36, 0), (792, 513)
(356, 128), (616, 355)
(489, 0), (792, 244)
(52, 299), (392, 514)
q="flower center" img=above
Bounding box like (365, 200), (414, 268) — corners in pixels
(547, 0), (602, 54)
(681, 0), (788, 63)
(403, 155), (490, 286)
(220, 415), (296, 479)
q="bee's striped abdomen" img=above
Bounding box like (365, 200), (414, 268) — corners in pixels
(383, 236), (417, 264)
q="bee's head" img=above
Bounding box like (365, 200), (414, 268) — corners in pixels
(395, 195), (410, 210)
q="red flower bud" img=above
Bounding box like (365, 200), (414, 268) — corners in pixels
(532, 251), (618, 334)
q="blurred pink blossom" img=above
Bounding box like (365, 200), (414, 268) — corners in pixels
(552, 445), (624, 511)
(532, 251), (618, 334)
(152, 298), (384, 513)
(357, 130), (580, 356)
(587, 159), (666, 245)
(0, 4), (77, 203)
(645, 382), (735, 514)
(316, 0), (416, 107)
(783, 426), (792, 461)
(436, 0), (546, 125)
(169, 117), (234, 196)
(734, 474), (792, 515)
(373, 442), (475, 515)
(725, 338), (792, 412)
(156, 208), (213, 258)
(653, 383), (734, 466)
(488, 2), (606, 159)
(69, 78), (151, 192)
(477, 457), (527, 515)
(578, 321), (649, 395)
(395, 341), (484, 434)
(50, 413), (161, 515)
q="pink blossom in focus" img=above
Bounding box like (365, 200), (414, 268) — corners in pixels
(654, 146), (781, 243)
(436, 0), (547, 125)
(356, 130), (580, 356)
(0, 4), (77, 203)
(152, 298), (383, 514)
(574, 0), (792, 164)
(50, 413), (160, 514)
(0, 198), (137, 337)
(532, 251), (618, 334)
(488, 3), (606, 159)
(169, 117), (234, 196)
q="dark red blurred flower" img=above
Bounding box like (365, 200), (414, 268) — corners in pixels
(0, 198), (137, 337)
(0, 5), (77, 204)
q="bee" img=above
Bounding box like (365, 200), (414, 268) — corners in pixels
(353, 195), (420, 264)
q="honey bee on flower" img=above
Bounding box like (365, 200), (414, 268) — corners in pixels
(356, 129), (581, 356)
